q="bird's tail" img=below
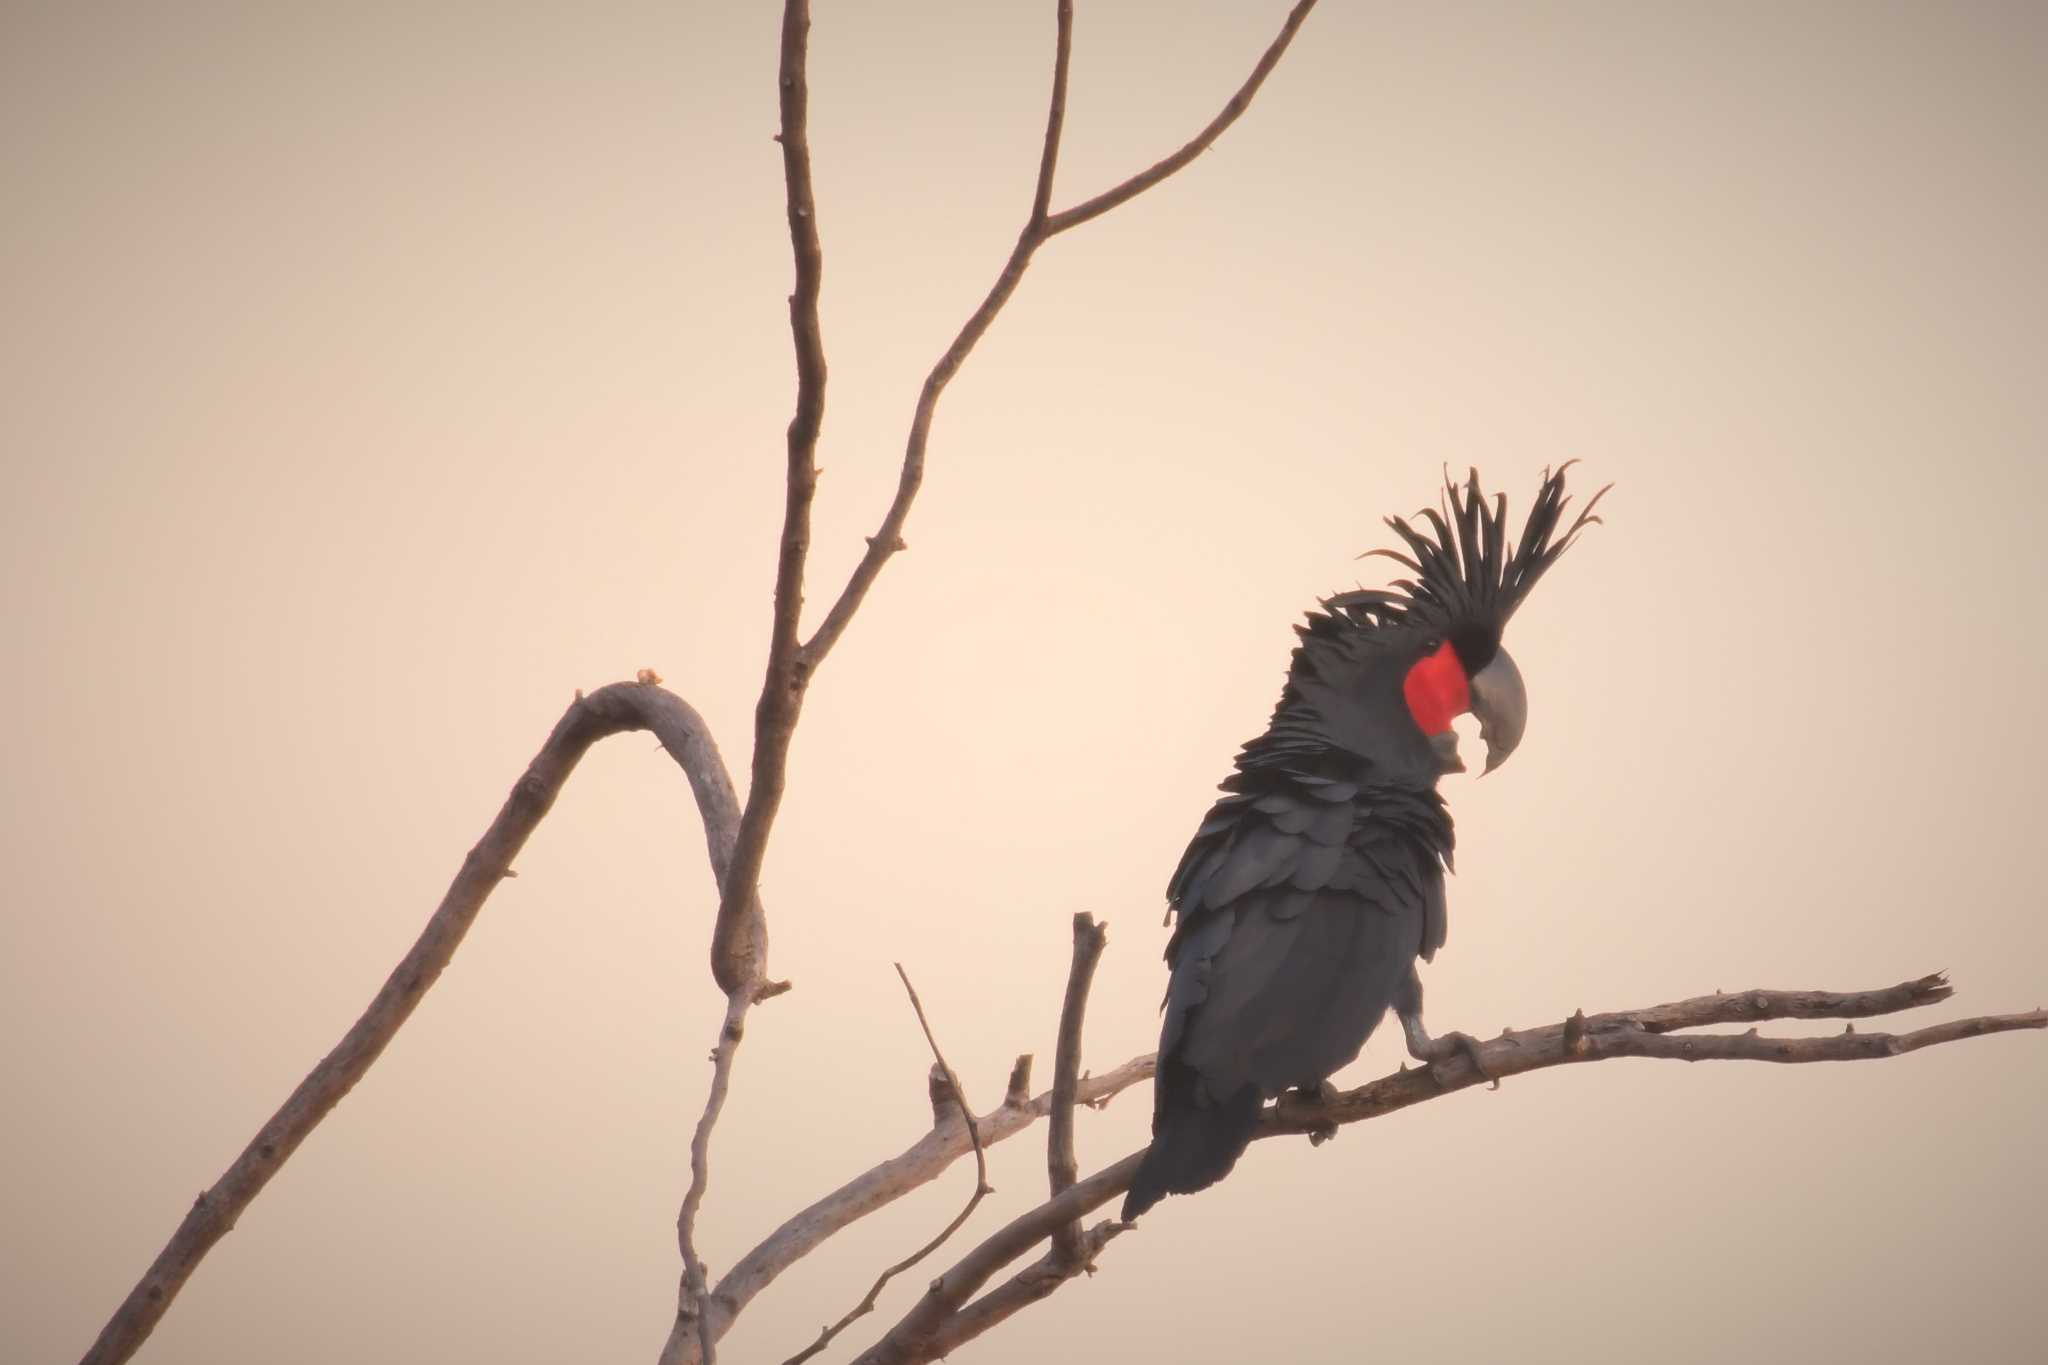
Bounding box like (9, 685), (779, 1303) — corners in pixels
(1120, 1074), (1262, 1220)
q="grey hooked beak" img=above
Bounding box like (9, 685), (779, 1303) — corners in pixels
(1468, 646), (1528, 775)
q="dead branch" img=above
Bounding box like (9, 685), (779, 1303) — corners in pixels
(851, 974), (2045, 1365)
(925, 1219), (1129, 1359)
(796, 0), (1073, 670)
(1048, 913), (1109, 1266)
(672, 989), (756, 1365)
(800, 0), (1319, 668)
(719, 0), (1318, 996)
(80, 681), (744, 1365)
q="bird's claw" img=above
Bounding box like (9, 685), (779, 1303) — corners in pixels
(1295, 1081), (1341, 1144)
(1417, 1030), (1499, 1090)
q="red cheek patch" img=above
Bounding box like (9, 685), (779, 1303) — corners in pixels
(1403, 639), (1471, 736)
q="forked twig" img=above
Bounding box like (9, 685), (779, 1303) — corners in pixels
(693, 1055), (1152, 1356)
(781, 966), (991, 1365)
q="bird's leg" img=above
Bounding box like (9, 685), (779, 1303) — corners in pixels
(1290, 1080), (1341, 1145)
(1394, 970), (1499, 1090)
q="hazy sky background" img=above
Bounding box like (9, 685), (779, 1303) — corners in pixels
(5, 3), (2046, 1363)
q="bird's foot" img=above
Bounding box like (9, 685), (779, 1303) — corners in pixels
(1293, 1081), (1341, 1144)
(1402, 1021), (1499, 1091)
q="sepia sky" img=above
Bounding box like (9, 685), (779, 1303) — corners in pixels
(5, 3), (2046, 1363)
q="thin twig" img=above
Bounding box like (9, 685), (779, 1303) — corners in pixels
(1043, 0), (1320, 236)
(687, 1056), (1151, 1359)
(850, 975), (2046, 1365)
(1047, 913), (1108, 1266)
(798, 0), (1075, 669)
(79, 682), (743, 1365)
(1027, 0), (1074, 227)
(782, 966), (991, 1365)
(672, 989), (754, 1365)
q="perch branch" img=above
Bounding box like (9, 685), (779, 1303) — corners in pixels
(80, 681), (744, 1365)
(852, 973), (2045, 1365)
(781, 967), (992, 1365)
(1047, 913), (1108, 1266)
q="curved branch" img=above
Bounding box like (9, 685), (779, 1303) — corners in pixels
(80, 681), (744, 1365)
(853, 974), (2046, 1365)
(710, 0), (827, 994)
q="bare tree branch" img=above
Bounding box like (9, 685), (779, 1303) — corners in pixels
(80, 681), (742, 1365)
(673, 989), (755, 1365)
(802, 0), (1322, 670)
(1047, 913), (1108, 1266)
(850, 1157), (1142, 1365)
(752, 0), (1321, 996)
(709, 0), (827, 996)
(851, 974), (2046, 1365)
(780, 967), (993, 1365)
(925, 1219), (1129, 1359)
(1042, 0), (1320, 236)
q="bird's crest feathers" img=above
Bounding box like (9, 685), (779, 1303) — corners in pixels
(1317, 463), (1608, 654)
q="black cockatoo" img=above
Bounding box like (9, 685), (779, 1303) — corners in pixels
(1122, 465), (1604, 1220)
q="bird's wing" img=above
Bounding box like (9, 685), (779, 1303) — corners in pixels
(1159, 779), (1446, 1105)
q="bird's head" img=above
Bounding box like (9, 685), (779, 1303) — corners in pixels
(1275, 464), (1606, 782)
